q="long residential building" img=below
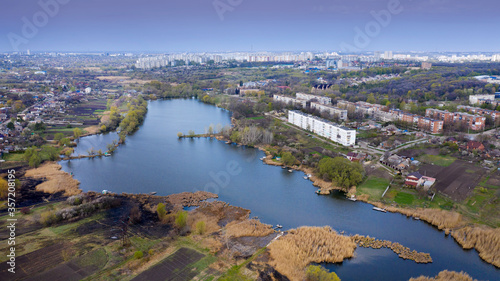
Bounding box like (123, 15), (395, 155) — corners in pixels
(310, 102), (348, 120)
(288, 110), (356, 146)
(273, 95), (307, 107)
(295, 92), (332, 105)
(390, 109), (444, 134)
(457, 105), (500, 123)
(426, 108), (486, 131)
(337, 100), (387, 117)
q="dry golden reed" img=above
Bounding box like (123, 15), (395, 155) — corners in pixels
(371, 202), (463, 230)
(352, 235), (432, 263)
(225, 219), (275, 238)
(409, 270), (477, 281)
(451, 226), (500, 268)
(25, 163), (81, 196)
(268, 226), (356, 281)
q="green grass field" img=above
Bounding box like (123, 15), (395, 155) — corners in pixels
(418, 154), (456, 167)
(1, 152), (25, 162)
(394, 192), (415, 205)
(357, 176), (391, 201)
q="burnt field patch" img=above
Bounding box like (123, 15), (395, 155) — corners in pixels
(131, 247), (205, 281)
(0, 243), (68, 280)
(24, 248), (108, 281)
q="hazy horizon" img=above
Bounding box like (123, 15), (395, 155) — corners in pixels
(2, 0), (499, 53)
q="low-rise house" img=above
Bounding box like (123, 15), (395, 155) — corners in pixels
(421, 176), (436, 191)
(467, 141), (485, 152)
(346, 152), (367, 162)
(405, 172), (423, 187)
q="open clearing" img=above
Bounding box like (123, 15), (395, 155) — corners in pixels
(357, 176), (391, 201)
(96, 76), (152, 85)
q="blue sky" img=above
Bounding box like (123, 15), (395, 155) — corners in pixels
(1, 0), (498, 52)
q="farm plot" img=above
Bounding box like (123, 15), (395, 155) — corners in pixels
(24, 248), (108, 281)
(0, 243), (68, 280)
(131, 247), (205, 281)
(421, 160), (486, 201)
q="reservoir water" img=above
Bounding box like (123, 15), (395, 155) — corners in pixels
(60, 99), (499, 281)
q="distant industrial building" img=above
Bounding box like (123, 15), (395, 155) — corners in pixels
(288, 110), (356, 146)
(469, 94), (496, 105)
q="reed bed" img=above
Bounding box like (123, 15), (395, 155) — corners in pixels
(409, 270), (477, 281)
(25, 163), (81, 196)
(451, 226), (500, 268)
(352, 235), (432, 263)
(372, 202), (463, 230)
(268, 226), (356, 281)
(225, 219), (276, 238)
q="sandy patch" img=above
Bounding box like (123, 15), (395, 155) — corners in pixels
(84, 126), (100, 135)
(25, 163), (81, 196)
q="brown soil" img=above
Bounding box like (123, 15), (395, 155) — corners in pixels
(420, 160), (486, 201)
(25, 162), (81, 196)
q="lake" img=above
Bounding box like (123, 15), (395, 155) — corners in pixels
(60, 99), (499, 280)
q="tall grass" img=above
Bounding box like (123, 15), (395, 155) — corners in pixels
(451, 226), (500, 267)
(352, 235), (432, 263)
(268, 226), (356, 281)
(409, 270), (477, 281)
(372, 202), (463, 230)
(225, 219), (275, 238)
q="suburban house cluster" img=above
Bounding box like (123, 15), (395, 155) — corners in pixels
(288, 110), (356, 146)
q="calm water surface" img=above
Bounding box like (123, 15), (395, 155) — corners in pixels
(60, 99), (499, 281)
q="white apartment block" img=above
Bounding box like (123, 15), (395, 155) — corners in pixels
(296, 92), (332, 105)
(273, 95), (307, 107)
(469, 94), (495, 105)
(288, 110), (356, 146)
(310, 102), (348, 120)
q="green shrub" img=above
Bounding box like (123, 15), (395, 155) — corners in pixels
(156, 203), (166, 221)
(306, 265), (340, 281)
(134, 251), (143, 259)
(196, 221), (206, 235)
(175, 210), (188, 228)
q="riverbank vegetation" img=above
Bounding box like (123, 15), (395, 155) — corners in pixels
(409, 270), (478, 281)
(268, 226), (356, 281)
(451, 226), (500, 267)
(352, 235), (432, 263)
(318, 157), (364, 191)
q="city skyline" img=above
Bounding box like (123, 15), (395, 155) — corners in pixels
(1, 0), (499, 52)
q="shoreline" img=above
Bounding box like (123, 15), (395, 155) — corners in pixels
(215, 136), (500, 269)
(34, 115), (500, 269)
